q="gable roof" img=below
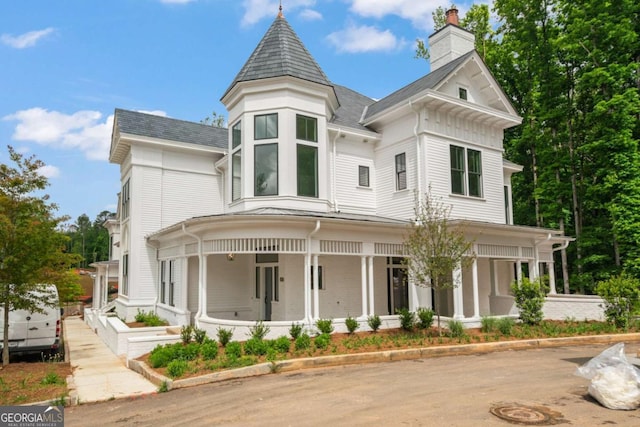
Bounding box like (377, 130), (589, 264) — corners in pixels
(113, 109), (228, 150)
(330, 84), (376, 132)
(222, 16), (331, 99)
(363, 51), (474, 121)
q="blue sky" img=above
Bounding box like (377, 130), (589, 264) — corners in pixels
(0, 0), (485, 224)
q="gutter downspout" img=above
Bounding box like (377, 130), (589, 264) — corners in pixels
(305, 220), (321, 324)
(410, 101), (422, 205)
(182, 223), (203, 328)
(331, 130), (341, 212)
(533, 233), (552, 280)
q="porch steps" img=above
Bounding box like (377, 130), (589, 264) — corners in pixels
(166, 326), (182, 335)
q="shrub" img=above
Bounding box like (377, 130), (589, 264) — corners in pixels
(217, 328), (234, 347)
(182, 343), (200, 361)
(41, 372), (64, 385)
(193, 328), (207, 344)
(166, 360), (188, 378)
(289, 323), (303, 340)
(273, 336), (291, 353)
(416, 308), (434, 329)
(294, 333), (311, 351)
(511, 277), (547, 325)
(397, 308), (415, 331)
(225, 341), (242, 359)
(149, 344), (175, 368)
(248, 321), (270, 340)
(314, 333), (331, 350)
(497, 317), (515, 336)
(596, 274), (640, 329)
(367, 314), (382, 332)
(180, 325), (193, 344)
(447, 320), (464, 338)
(481, 316), (498, 333)
(244, 337), (269, 356)
(134, 309), (146, 323)
(200, 341), (219, 360)
(134, 310), (166, 326)
(345, 316), (359, 334)
(315, 318), (334, 335)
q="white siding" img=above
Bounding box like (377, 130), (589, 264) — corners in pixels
(375, 139), (415, 220)
(334, 139), (376, 215)
(161, 170), (222, 227)
(207, 254), (253, 319)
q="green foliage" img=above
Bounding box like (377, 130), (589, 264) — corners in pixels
(447, 320), (465, 338)
(497, 318), (515, 336)
(481, 316), (498, 333)
(40, 372), (64, 385)
(289, 323), (303, 340)
(134, 310), (166, 327)
(158, 381), (169, 393)
(596, 274), (640, 329)
(248, 321), (270, 340)
(166, 359), (188, 378)
(180, 325), (193, 344)
(1, 146), (82, 365)
(243, 337), (269, 356)
(64, 211), (114, 268)
(345, 316), (359, 334)
(367, 314), (382, 332)
(193, 328), (207, 344)
(217, 328), (234, 347)
(314, 333), (331, 350)
(416, 308), (435, 329)
(511, 278), (547, 325)
(224, 341), (242, 359)
(315, 318), (334, 335)
(294, 333), (311, 351)
(397, 308), (415, 331)
(273, 336), (291, 353)
(200, 340), (219, 360)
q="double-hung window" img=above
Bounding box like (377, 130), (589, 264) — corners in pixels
(395, 153), (407, 191)
(231, 121), (242, 201)
(122, 254), (129, 296)
(296, 114), (318, 197)
(121, 179), (130, 220)
(160, 261), (166, 304)
(450, 145), (483, 197)
(169, 260), (175, 307)
(358, 165), (370, 187)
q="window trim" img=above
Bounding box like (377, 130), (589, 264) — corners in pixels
(169, 259), (175, 307)
(310, 266), (324, 290)
(254, 113), (278, 140)
(395, 153), (407, 191)
(296, 114), (318, 142)
(160, 260), (166, 304)
(122, 254), (129, 296)
(358, 165), (370, 188)
(232, 120), (242, 149)
(458, 87), (468, 100)
(254, 143), (279, 196)
(450, 145), (483, 198)
(121, 179), (130, 220)
(232, 149), (242, 201)
(296, 143), (318, 198)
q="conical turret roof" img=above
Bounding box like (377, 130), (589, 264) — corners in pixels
(222, 15), (332, 99)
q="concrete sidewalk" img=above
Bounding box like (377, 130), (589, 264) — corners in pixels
(64, 316), (157, 404)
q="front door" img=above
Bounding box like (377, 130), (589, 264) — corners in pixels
(257, 264), (278, 321)
(387, 257), (408, 314)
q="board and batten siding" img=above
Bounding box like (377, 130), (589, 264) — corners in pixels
(334, 139), (376, 215)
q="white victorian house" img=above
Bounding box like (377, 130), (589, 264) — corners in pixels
(89, 9), (596, 346)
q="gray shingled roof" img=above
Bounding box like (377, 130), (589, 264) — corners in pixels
(363, 51), (475, 121)
(114, 109), (228, 150)
(222, 16), (332, 99)
(330, 85), (376, 132)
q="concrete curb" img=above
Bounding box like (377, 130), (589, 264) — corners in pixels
(129, 332), (640, 391)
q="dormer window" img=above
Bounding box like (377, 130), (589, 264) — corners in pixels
(255, 113), (278, 140)
(458, 87), (468, 100)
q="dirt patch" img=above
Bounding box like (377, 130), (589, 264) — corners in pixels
(490, 402), (568, 425)
(0, 361), (72, 405)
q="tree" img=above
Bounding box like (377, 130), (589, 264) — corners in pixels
(404, 190), (475, 335)
(200, 111), (226, 127)
(0, 146), (81, 365)
(65, 210), (113, 267)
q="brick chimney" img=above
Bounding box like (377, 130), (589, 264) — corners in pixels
(428, 8), (475, 71)
(445, 8), (459, 26)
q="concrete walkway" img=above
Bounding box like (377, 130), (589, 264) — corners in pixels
(64, 316), (157, 404)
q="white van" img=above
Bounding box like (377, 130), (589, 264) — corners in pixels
(0, 284), (61, 357)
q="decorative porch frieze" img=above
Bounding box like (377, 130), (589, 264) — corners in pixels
(201, 237), (307, 254)
(374, 243), (405, 256)
(320, 240), (362, 254)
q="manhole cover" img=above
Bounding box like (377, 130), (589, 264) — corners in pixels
(490, 403), (567, 425)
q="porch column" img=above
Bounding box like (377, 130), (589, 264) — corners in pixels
(472, 257), (480, 319)
(201, 255), (208, 317)
(360, 256), (367, 318)
(304, 254), (311, 322)
(490, 259), (499, 296)
(313, 255), (319, 319)
(547, 262), (557, 294)
(181, 257), (188, 311)
(452, 263), (464, 319)
(367, 256), (375, 316)
(516, 260), (523, 283)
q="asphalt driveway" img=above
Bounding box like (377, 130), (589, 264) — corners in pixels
(65, 343), (640, 426)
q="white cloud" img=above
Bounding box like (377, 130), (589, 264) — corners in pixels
(299, 9), (322, 21)
(241, 0), (315, 27)
(3, 108), (113, 161)
(347, 0), (449, 30)
(1, 28), (55, 49)
(38, 164), (60, 179)
(327, 24), (405, 53)
(137, 110), (168, 117)
(159, 0), (196, 4)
